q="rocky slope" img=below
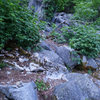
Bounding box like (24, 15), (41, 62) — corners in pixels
(0, 0), (100, 100)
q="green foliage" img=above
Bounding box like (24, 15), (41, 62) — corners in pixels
(50, 24), (75, 43)
(73, 1), (98, 21)
(70, 25), (100, 58)
(94, 17), (100, 26)
(0, 61), (8, 68)
(71, 51), (81, 65)
(43, 0), (56, 20)
(92, 0), (100, 9)
(88, 69), (93, 75)
(50, 32), (66, 43)
(49, 23), (66, 43)
(91, 17), (100, 30)
(38, 20), (47, 30)
(35, 79), (50, 91)
(0, 0), (40, 50)
(43, 0), (75, 20)
(43, 0), (100, 21)
(61, 26), (75, 42)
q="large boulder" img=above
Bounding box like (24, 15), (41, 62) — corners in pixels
(0, 81), (38, 100)
(56, 46), (80, 69)
(54, 73), (100, 100)
(33, 50), (68, 80)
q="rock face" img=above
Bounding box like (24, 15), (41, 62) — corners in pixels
(56, 46), (80, 69)
(28, 0), (44, 18)
(54, 73), (100, 100)
(0, 82), (38, 100)
(54, 12), (73, 25)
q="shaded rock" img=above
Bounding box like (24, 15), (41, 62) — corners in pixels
(45, 25), (53, 32)
(5, 54), (15, 59)
(86, 58), (98, 69)
(0, 81), (38, 100)
(82, 56), (98, 70)
(39, 41), (53, 51)
(56, 46), (80, 69)
(54, 12), (73, 25)
(54, 73), (100, 100)
(0, 92), (8, 100)
(0, 54), (5, 59)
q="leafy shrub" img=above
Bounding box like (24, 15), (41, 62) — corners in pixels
(50, 32), (66, 43)
(94, 17), (100, 26)
(0, 61), (8, 68)
(43, 0), (56, 20)
(70, 25), (100, 58)
(61, 26), (75, 42)
(50, 25), (76, 43)
(91, 17), (100, 30)
(35, 79), (50, 91)
(0, 0), (40, 50)
(73, 1), (98, 21)
(92, 0), (100, 9)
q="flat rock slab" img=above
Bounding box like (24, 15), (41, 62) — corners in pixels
(0, 81), (38, 100)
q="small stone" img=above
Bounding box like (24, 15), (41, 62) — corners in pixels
(29, 62), (45, 72)
(6, 71), (11, 75)
(0, 54), (4, 57)
(19, 57), (29, 63)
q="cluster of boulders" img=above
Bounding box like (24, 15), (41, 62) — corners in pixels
(0, 0), (100, 99)
(0, 73), (100, 100)
(1, 40), (100, 100)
